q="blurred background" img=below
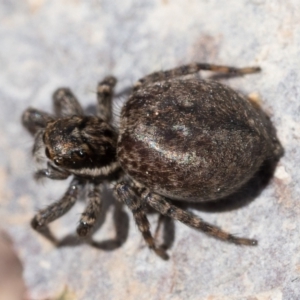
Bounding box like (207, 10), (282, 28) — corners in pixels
(0, 0), (299, 299)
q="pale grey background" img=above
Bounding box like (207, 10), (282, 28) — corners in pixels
(0, 0), (299, 299)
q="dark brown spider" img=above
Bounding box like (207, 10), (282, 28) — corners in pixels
(22, 63), (282, 260)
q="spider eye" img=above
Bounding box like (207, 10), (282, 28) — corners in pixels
(77, 150), (86, 159)
(45, 147), (51, 158)
(54, 157), (62, 166)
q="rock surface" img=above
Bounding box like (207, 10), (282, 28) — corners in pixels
(0, 0), (299, 299)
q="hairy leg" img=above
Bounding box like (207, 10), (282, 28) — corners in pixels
(53, 88), (84, 117)
(22, 108), (54, 135)
(97, 76), (117, 123)
(77, 184), (103, 237)
(115, 182), (169, 260)
(134, 63), (260, 90)
(31, 130), (46, 163)
(143, 191), (257, 246)
(34, 162), (70, 181)
(31, 178), (82, 230)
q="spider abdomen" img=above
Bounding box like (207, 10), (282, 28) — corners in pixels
(117, 79), (280, 202)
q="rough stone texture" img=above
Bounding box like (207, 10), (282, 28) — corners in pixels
(0, 230), (28, 300)
(0, 0), (299, 299)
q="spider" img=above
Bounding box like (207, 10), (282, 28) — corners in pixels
(22, 62), (282, 260)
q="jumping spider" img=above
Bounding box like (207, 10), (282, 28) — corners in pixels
(22, 63), (282, 259)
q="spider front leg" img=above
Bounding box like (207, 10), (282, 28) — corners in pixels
(22, 107), (54, 135)
(31, 178), (82, 231)
(115, 182), (169, 260)
(34, 162), (70, 181)
(77, 184), (103, 237)
(22, 107), (53, 162)
(97, 76), (117, 123)
(142, 191), (257, 246)
(30, 130), (46, 164)
(53, 88), (84, 117)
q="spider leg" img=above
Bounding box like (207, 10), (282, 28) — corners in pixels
(134, 63), (260, 90)
(143, 191), (257, 246)
(22, 107), (54, 135)
(96, 76), (117, 123)
(115, 182), (169, 260)
(31, 177), (82, 230)
(34, 162), (70, 181)
(31, 129), (46, 163)
(77, 184), (103, 237)
(53, 88), (84, 117)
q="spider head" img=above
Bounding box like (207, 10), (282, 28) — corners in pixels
(43, 116), (118, 174)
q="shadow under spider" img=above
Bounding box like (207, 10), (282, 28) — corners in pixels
(37, 189), (176, 253)
(37, 187), (129, 251)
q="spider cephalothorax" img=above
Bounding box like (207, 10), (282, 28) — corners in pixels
(43, 116), (118, 174)
(22, 63), (282, 259)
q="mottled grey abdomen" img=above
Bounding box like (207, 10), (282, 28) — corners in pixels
(117, 79), (280, 202)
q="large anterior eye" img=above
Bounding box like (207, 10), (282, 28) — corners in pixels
(54, 157), (62, 166)
(76, 150), (86, 159)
